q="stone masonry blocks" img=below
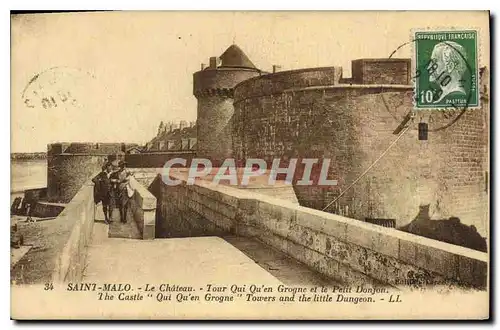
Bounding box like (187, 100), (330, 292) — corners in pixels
(156, 175), (487, 289)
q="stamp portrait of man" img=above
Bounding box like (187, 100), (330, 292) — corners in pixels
(427, 41), (468, 103)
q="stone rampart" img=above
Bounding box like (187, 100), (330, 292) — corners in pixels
(51, 178), (96, 283)
(156, 172), (487, 289)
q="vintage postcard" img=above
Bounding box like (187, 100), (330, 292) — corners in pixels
(10, 11), (490, 320)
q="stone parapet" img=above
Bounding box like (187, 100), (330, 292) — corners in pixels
(156, 171), (488, 289)
(51, 177), (96, 283)
(128, 176), (157, 240)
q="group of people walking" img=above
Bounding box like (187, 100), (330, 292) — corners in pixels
(92, 160), (133, 224)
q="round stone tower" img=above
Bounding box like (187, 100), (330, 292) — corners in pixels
(193, 44), (261, 164)
(47, 142), (124, 203)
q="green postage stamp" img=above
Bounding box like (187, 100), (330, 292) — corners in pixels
(414, 30), (479, 109)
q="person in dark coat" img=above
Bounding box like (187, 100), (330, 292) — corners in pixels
(92, 162), (114, 224)
(110, 160), (133, 223)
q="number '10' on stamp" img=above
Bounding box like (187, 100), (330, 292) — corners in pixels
(414, 30), (479, 109)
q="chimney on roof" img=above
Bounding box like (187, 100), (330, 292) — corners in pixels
(209, 57), (220, 69)
(273, 65), (282, 73)
(201, 63), (207, 70)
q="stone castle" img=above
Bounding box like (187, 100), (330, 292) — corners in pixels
(47, 44), (489, 240)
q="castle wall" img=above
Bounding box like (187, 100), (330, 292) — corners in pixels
(48, 142), (125, 155)
(193, 68), (260, 95)
(125, 151), (196, 168)
(47, 154), (105, 203)
(46, 143), (123, 203)
(193, 68), (261, 162)
(157, 170), (487, 289)
(233, 67), (343, 101)
(350, 91), (488, 236)
(233, 64), (488, 236)
(351, 59), (411, 85)
(196, 95), (235, 162)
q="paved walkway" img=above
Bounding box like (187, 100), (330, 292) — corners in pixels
(84, 223), (281, 285)
(87, 209), (336, 287)
(223, 236), (337, 287)
(94, 203), (141, 239)
(88, 199), (337, 287)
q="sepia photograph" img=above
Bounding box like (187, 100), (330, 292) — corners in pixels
(10, 10), (490, 320)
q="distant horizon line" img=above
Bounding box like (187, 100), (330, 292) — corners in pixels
(11, 151), (46, 154)
(11, 140), (148, 154)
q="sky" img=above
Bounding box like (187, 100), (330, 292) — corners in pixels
(10, 11), (489, 152)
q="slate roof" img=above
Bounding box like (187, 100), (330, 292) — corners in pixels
(147, 125), (197, 151)
(219, 44), (257, 69)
